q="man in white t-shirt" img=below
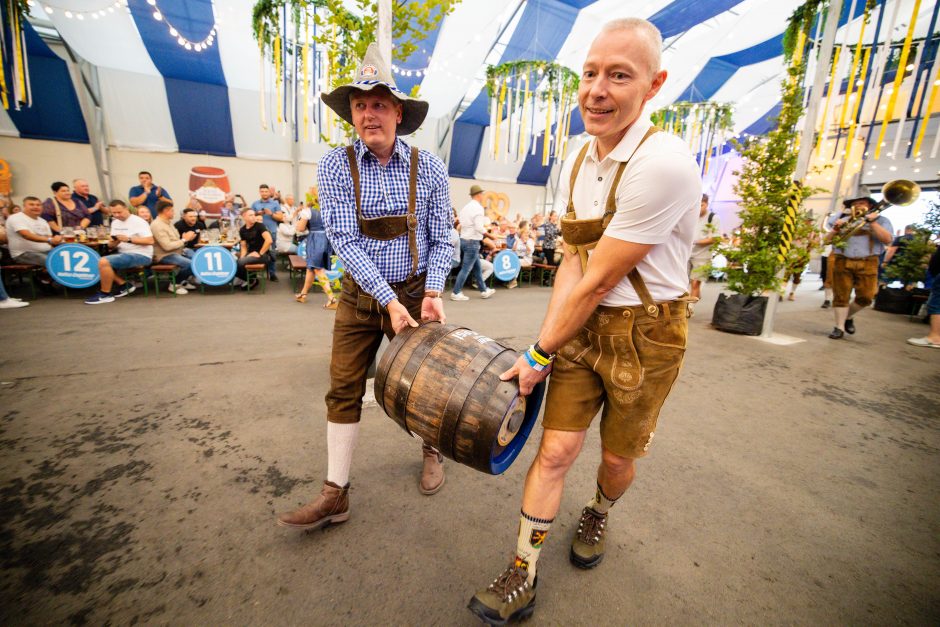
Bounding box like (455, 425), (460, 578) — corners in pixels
(85, 199), (154, 305)
(6, 196), (62, 265)
(689, 193), (721, 299)
(450, 184), (496, 301)
(469, 19), (700, 624)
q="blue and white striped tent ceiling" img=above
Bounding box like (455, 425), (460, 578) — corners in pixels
(6, 0), (936, 187)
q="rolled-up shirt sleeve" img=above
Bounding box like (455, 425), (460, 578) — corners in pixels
(423, 157), (454, 293)
(319, 151), (397, 306)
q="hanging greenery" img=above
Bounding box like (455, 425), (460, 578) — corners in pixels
(783, 0), (877, 62)
(650, 101), (733, 174)
(484, 60), (579, 165)
(0, 0), (33, 111)
(252, 0), (458, 143)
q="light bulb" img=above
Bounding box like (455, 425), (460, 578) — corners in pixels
(65, 10), (73, 18)
(153, 11), (162, 20)
(170, 27), (178, 37)
(147, 0), (156, 5)
(45, 6), (53, 14)
(185, 43), (192, 50)
(178, 36), (186, 45)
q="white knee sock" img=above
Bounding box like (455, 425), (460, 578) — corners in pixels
(824, 287), (832, 300)
(848, 302), (865, 318)
(834, 306), (849, 330)
(326, 422), (360, 486)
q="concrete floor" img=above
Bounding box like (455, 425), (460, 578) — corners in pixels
(0, 276), (937, 626)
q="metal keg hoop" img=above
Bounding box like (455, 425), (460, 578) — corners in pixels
(487, 379), (547, 475)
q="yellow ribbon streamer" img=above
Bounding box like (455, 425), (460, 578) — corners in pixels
(816, 47), (842, 156)
(843, 46), (871, 164)
(274, 35), (282, 125)
(874, 0), (921, 158)
(542, 94), (552, 166)
(912, 63), (940, 157)
(517, 73), (530, 161)
(302, 15), (310, 141)
(838, 17), (869, 130)
(494, 77), (506, 159)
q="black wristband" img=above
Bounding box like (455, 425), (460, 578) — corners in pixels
(533, 341), (554, 360)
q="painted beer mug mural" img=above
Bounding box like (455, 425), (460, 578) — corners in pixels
(189, 166), (230, 218)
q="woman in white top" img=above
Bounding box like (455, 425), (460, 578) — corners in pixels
(276, 205), (299, 254)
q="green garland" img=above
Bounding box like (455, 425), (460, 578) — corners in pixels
(784, 0), (877, 62)
(650, 101), (734, 134)
(485, 61), (579, 103)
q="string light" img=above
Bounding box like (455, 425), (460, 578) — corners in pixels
(148, 0), (218, 52)
(35, 0), (125, 19)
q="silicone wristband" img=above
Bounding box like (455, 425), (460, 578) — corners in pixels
(523, 350), (547, 372)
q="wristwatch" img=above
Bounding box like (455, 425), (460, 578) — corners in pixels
(423, 290), (441, 299)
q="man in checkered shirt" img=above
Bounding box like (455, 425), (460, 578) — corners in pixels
(277, 43), (454, 532)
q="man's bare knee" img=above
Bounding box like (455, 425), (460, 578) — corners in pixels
(536, 435), (581, 475)
(601, 447), (635, 477)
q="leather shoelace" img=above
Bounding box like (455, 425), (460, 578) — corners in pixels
(576, 508), (607, 546)
(487, 566), (528, 601)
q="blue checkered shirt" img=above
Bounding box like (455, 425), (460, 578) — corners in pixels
(318, 138), (453, 306)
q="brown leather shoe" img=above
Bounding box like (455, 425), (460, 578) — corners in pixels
(419, 445), (445, 495)
(276, 480), (349, 529)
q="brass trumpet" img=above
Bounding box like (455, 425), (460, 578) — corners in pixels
(831, 179), (921, 247)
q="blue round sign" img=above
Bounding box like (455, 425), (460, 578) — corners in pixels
(493, 250), (521, 282)
(191, 246), (237, 286)
(46, 244), (101, 288)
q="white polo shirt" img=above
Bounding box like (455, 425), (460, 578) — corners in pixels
(552, 116), (701, 306)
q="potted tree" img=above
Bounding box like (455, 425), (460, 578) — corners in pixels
(709, 1), (833, 335)
(877, 200), (939, 314)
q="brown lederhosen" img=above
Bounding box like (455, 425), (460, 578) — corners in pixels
(542, 127), (692, 458)
(325, 146), (426, 424)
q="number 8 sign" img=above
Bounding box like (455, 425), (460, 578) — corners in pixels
(46, 244), (101, 288)
(192, 246), (237, 286)
(493, 250), (521, 282)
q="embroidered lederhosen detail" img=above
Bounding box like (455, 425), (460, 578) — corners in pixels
(559, 126), (662, 317)
(345, 145), (420, 279)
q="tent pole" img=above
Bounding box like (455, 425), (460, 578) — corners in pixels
(378, 0), (392, 66)
(760, 0), (843, 340)
(62, 41), (113, 201)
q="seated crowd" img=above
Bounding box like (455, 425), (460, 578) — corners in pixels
(449, 184), (563, 301)
(0, 173), (326, 306)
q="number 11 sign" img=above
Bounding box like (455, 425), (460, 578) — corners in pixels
(192, 246), (237, 286)
(46, 244), (101, 288)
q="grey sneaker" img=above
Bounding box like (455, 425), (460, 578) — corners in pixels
(570, 506), (607, 569)
(468, 562), (536, 625)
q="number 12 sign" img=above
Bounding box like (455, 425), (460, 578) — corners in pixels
(46, 244), (101, 288)
(192, 246), (237, 286)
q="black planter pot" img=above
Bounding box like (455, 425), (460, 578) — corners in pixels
(711, 293), (768, 335)
(874, 287), (914, 314)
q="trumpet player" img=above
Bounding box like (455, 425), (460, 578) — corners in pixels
(825, 196), (893, 339)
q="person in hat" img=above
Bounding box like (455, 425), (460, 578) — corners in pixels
(824, 195), (892, 339)
(467, 18), (700, 624)
(451, 184), (497, 301)
(276, 43), (454, 532)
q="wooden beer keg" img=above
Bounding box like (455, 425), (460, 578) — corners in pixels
(374, 323), (546, 475)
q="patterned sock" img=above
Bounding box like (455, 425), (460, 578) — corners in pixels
(515, 511), (553, 585)
(587, 482), (619, 515)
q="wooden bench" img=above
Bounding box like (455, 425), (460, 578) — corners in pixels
(244, 263), (267, 293)
(150, 263), (180, 298)
(0, 264), (39, 300)
(531, 263), (557, 287)
(288, 254), (307, 292)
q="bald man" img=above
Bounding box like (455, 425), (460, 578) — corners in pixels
(72, 179), (107, 227)
(468, 18), (700, 623)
